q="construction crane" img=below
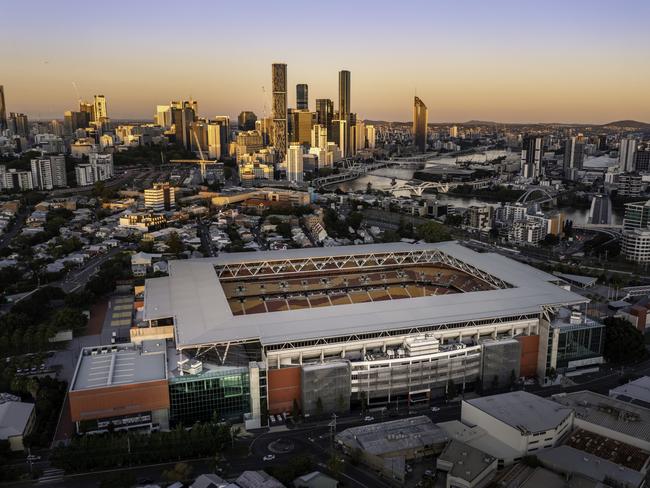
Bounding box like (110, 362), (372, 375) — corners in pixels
(169, 127), (217, 182)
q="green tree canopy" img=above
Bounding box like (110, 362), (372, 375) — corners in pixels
(417, 221), (452, 243)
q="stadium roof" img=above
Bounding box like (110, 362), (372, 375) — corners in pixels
(143, 242), (588, 348)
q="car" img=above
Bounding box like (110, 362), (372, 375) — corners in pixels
(424, 470), (433, 478)
(137, 478), (153, 485)
(363, 416), (374, 422)
(263, 454), (275, 461)
(26, 455), (41, 462)
(430, 406), (440, 412)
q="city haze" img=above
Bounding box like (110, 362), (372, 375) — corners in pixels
(2, 0), (649, 123)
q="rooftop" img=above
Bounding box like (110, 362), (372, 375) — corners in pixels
(464, 391), (573, 434)
(610, 376), (650, 408)
(438, 439), (496, 482)
(0, 401), (34, 439)
(551, 390), (650, 444)
(336, 415), (448, 456)
(565, 428), (650, 471)
(437, 420), (520, 462)
(536, 445), (644, 488)
(143, 242), (588, 348)
(70, 341), (168, 391)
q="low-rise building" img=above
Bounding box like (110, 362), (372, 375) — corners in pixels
(68, 342), (170, 434)
(610, 376), (650, 408)
(461, 391), (573, 459)
(0, 400), (35, 451)
(118, 212), (167, 232)
(436, 439), (497, 488)
(336, 416), (448, 483)
(551, 390), (650, 452)
(536, 445), (645, 488)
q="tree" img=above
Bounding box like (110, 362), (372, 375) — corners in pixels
(417, 221), (452, 243)
(360, 391), (368, 415)
(446, 379), (457, 400)
(350, 447), (363, 466)
(603, 316), (646, 364)
(138, 239), (154, 253)
(292, 399), (300, 420)
(347, 212), (363, 231)
(162, 462), (193, 483)
(166, 232), (185, 256)
(336, 394), (345, 412)
(315, 397), (324, 416)
(327, 453), (343, 478)
(49, 308), (88, 335)
(445, 214), (463, 227)
(277, 222), (292, 239)
(509, 369), (518, 389)
(491, 375), (499, 390)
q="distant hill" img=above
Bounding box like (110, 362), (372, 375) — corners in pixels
(600, 120), (650, 129)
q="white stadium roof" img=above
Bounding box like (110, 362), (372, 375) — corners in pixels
(143, 242), (588, 348)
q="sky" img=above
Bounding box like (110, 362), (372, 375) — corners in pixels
(2, 0), (649, 124)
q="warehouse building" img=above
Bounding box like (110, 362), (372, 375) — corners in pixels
(336, 416), (448, 482)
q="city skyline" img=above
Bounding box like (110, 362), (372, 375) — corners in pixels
(2, 0), (649, 124)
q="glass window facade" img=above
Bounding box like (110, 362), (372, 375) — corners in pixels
(169, 367), (250, 426)
(554, 323), (605, 370)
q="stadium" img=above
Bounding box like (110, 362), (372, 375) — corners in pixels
(134, 242), (590, 427)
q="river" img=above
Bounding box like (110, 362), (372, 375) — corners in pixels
(333, 168), (624, 225)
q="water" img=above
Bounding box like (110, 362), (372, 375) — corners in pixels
(333, 169), (624, 225)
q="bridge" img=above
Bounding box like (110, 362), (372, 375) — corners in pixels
(312, 160), (407, 189)
(390, 178), (492, 196)
(516, 187), (559, 206)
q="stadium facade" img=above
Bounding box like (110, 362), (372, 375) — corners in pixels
(69, 242), (598, 432)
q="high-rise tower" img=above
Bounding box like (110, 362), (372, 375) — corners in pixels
(93, 95), (108, 122)
(338, 70), (351, 156)
(315, 99), (334, 140)
(0, 85), (7, 132)
(272, 63), (288, 160)
(296, 84), (308, 110)
(413, 96), (428, 153)
(521, 136), (543, 179)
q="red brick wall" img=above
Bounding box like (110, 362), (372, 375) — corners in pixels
(516, 335), (540, 378)
(268, 367), (301, 414)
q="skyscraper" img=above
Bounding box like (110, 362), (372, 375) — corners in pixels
(619, 138), (638, 172)
(290, 110), (314, 146)
(521, 136), (543, 179)
(315, 99), (334, 139)
(296, 84), (308, 110)
(413, 96), (428, 153)
(338, 70), (351, 157)
(0, 86), (7, 132)
(93, 95), (108, 122)
(563, 136), (584, 179)
(287, 143), (304, 183)
(338, 71), (351, 120)
(238, 111), (257, 131)
(79, 101), (94, 125)
(272, 63), (288, 160)
(9, 113), (29, 138)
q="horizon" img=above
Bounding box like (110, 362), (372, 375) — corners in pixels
(2, 0), (649, 124)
